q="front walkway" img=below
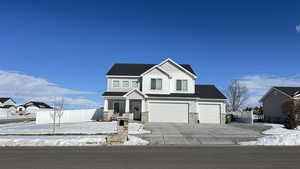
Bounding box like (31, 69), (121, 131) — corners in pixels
(141, 123), (269, 145)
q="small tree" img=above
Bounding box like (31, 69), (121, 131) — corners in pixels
(50, 97), (64, 133)
(50, 104), (57, 133)
(282, 99), (300, 129)
(57, 97), (64, 128)
(226, 80), (249, 112)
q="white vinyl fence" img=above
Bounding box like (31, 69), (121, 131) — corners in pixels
(230, 111), (254, 124)
(36, 109), (103, 124)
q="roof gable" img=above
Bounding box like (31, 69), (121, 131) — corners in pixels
(141, 58), (197, 79)
(0, 98), (14, 104)
(123, 89), (147, 99)
(141, 66), (171, 78)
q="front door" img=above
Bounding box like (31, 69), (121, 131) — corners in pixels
(130, 100), (142, 120)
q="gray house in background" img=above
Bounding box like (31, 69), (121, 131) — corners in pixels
(260, 87), (300, 123)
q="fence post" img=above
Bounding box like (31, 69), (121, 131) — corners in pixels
(251, 110), (254, 125)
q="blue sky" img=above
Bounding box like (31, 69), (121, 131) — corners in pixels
(0, 0), (299, 108)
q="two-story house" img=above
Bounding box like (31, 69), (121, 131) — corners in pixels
(102, 58), (227, 124)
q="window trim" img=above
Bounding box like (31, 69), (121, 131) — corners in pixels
(150, 78), (162, 90)
(112, 80), (120, 88)
(132, 80), (138, 88)
(122, 80), (129, 88)
(176, 79), (188, 91)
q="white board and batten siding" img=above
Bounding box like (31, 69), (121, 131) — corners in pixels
(36, 109), (102, 124)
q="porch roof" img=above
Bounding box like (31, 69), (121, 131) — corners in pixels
(102, 92), (127, 96)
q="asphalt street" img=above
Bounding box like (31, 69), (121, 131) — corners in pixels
(0, 146), (299, 169)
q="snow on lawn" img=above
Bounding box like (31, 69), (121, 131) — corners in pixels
(240, 124), (300, 146)
(0, 136), (107, 146)
(0, 121), (150, 135)
(0, 135), (149, 146)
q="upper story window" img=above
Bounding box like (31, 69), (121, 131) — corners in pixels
(112, 80), (120, 88)
(132, 81), (138, 88)
(176, 80), (188, 91)
(151, 78), (162, 90)
(122, 81), (129, 87)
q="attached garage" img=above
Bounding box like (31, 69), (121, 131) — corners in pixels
(148, 102), (189, 123)
(198, 104), (221, 124)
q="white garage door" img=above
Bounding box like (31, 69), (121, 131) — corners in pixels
(149, 103), (188, 123)
(198, 104), (221, 124)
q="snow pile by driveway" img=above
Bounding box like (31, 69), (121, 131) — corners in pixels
(128, 123), (151, 134)
(124, 135), (149, 145)
(0, 136), (107, 146)
(240, 124), (300, 145)
(0, 121), (150, 135)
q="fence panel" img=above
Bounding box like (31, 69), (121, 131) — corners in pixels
(230, 111), (254, 124)
(36, 109), (103, 124)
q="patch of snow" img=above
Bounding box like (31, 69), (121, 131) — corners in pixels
(240, 123), (300, 146)
(124, 135), (149, 145)
(0, 121), (149, 135)
(128, 123), (151, 134)
(0, 135), (107, 146)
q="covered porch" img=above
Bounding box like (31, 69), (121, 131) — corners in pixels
(102, 90), (147, 122)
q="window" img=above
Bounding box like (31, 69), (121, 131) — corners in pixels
(122, 81), (129, 87)
(112, 80), (120, 87)
(132, 81), (138, 88)
(176, 80), (188, 91)
(151, 79), (162, 90)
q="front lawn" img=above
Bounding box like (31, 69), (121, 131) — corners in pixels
(0, 121), (150, 135)
(0, 121), (150, 146)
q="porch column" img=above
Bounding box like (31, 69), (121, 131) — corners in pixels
(104, 99), (108, 112)
(141, 100), (146, 112)
(125, 99), (130, 113)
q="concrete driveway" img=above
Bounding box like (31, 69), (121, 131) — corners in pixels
(141, 123), (269, 145)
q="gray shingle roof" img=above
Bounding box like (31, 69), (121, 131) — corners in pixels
(195, 85), (227, 99)
(23, 101), (52, 109)
(274, 87), (300, 97)
(102, 85), (226, 99)
(106, 63), (196, 76)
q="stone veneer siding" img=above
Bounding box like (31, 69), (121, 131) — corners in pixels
(188, 112), (198, 124)
(102, 112), (110, 121)
(221, 113), (226, 124)
(142, 112), (149, 122)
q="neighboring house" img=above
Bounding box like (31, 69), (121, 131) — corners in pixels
(0, 98), (17, 114)
(260, 86), (300, 123)
(0, 98), (16, 107)
(17, 101), (53, 114)
(102, 58), (227, 124)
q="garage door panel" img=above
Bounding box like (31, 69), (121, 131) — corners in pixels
(149, 103), (188, 123)
(198, 104), (220, 124)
